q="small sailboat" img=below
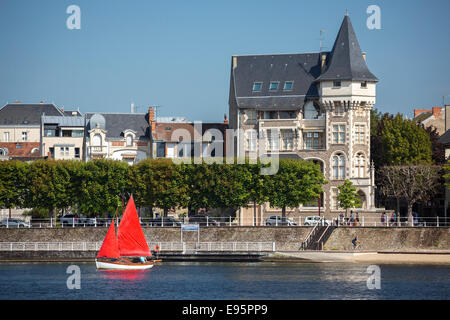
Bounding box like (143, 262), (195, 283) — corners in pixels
(96, 195), (154, 270)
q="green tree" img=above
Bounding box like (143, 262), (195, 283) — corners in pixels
(264, 159), (326, 220)
(336, 180), (361, 216)
(26, 160), (73, 221)
(444, 162), (450, 189)
(76, 159), (129, 217)
(0, 160), (29, 217)
(136, 159), (189, 217)
(381, 114), (432, 165)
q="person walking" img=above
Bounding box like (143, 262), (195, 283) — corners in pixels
(413, 212), (419, 226)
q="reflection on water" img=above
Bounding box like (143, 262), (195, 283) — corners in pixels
(0, 262), (448, 300)
(98, 269), (150, 281)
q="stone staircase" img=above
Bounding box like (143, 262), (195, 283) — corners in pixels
(301, 225), (336, 250)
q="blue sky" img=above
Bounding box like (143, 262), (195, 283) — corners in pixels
(0, 0), (449, 122)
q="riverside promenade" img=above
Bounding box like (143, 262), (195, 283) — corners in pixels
(267, 250), (450, 265)
(0, 226), (449, 264)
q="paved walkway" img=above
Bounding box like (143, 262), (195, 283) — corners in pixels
(267, 251), (450, 265)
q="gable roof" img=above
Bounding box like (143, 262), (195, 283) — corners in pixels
(85, 113), (149, 140)
(0, 103), (64, 126)
(232, 52), (325, 109)
(316, 15), (378, 82)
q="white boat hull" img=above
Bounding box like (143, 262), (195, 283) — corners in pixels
(96, 259), (154, 270)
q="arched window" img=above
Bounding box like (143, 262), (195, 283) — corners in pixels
(92, 134), (102, 146)
(126, 135), (133, 147)
(332, 153), (345, 179)
(354, 153), (366, 178)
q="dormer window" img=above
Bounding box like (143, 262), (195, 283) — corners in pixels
(252, 82), (262, 92)
(283, 81), (294, 91)
(333, 81), (341, 88)
(361, 81), (367, 88)
(269, 81), (279, 91)
(126, 135), (133, 147)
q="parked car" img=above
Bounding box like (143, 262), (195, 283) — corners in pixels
(0, 218), (30, 228)
(304, 216), (332, 226)
(77, 216), (97, 226)
(188, 215), (220, 226)
(60, 214), (80, 227)
(149, 217), (182, 227)
(265, 216), (297, 226)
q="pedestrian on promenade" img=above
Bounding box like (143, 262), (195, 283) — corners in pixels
(349, 210), (354, 226)
(339, 213), (344, 226)
(381, 212), (386, 225)
(355, 212), (360, 226)
(391, 212), (397, 227)
(413, 212), (419, 226)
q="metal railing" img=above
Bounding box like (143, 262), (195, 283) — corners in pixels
(0, 241), (276, 252)
(0, 216), (448, 228)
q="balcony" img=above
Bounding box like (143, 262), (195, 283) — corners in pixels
(258, 119), (297, 128)
(89, 146), (107, 156)
(301, 118), (326, 129)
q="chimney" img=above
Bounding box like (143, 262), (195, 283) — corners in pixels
(362, 52), (367, 62)
(40, 101), (44, 104)
(148, 107), (156, 132)
(232, 56), (237, 69)
(320, 53), (327, 73)
(131, 103), (135, 114)
(224, 113), (229, 125)
(432, 107), (441, 119)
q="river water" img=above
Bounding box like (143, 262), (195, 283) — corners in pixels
(0, 262), (448, 300)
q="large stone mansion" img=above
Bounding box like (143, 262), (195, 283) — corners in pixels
(228, 14), (379, 222)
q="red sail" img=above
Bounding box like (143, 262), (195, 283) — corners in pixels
(96, 222), (120, 259)
(117, 195), (151, 257)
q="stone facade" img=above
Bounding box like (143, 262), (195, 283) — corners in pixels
(229, 15), (379, 224)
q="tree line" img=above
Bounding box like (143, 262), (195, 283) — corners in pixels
(0, 158), (326, 220)
(370, 109), (444, 217)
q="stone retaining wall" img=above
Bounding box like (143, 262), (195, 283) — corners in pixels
(323, 227), (450, 251)
(1, 227), (449, 253)
(0, 227), (312, 251)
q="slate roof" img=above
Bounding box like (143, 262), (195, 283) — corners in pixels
(63, 110), (82, 117)
(316, 15), (378, 82)
(231, 15), (377, 110)
(85, 113), (150, 140)
(232, 52), (325, 109)
(438, 129), (450, 145)
(42, 115), (85, 127)
(0, 104), (64, 126)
